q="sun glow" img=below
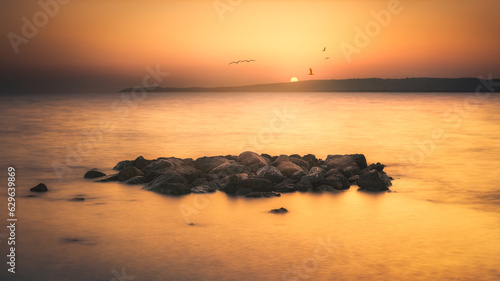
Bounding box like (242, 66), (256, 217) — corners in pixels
(291, 77), (298, 82)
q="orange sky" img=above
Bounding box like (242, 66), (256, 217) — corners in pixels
(1, 0), (499, 92)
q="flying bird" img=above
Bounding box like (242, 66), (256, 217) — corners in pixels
(228, 59), (256, 65)
(308, 68), (314, 75)
(322, 47), (326, 52)
(325, 57), (330, 60)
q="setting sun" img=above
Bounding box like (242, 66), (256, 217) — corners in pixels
(291, 77), (298, 82)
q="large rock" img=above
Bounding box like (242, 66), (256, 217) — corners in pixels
(144, 182), (191, 195)
(125, 176), (147, 185)
(303, 154), (320, 167)
(174, 165), (201, 183)
(256, 166), (285, 183)
(209, 161), (247, 179)
(143, 159), (175, 180)
(118, 167), (144, 181)
(326, 156), (358, 170)
(113, 160), (133, 171)
(294, 179), (313, 191)
(272, 155), (290, 166)
(357, 169), (392, 191)
(221, 173), (249, 194)
(302, 167), (325, 184)
(348, 154), (368, 169)
(289, 157), (310, 171)
(277, 161), (304, 177)
(239, 178), (273, 192)
(366, 162), (385, 172)
(342, 166), (361, 178)
(320, 169), (350, 190)
(133, 156), (153, 170)
(30, 183), (48, 192)
(237, 151), (269, 166)
(143, 171), (188, 192)
(84, 169), (106, 179)
(194, 156), (229, 173)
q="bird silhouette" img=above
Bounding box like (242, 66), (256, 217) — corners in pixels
(325, 57), (330, 60)
(322, 47), (326, 52)
(229, 59), (256, 65)
(308, 68), (314, 75)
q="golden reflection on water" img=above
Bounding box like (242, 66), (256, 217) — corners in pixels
(1, 92), (500, 280)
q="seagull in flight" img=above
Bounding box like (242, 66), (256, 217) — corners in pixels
(325, 57), (330, 60)
(308, 68), (314, 75)
(229, 59), (256, 65)
(322, 47), (326, 52)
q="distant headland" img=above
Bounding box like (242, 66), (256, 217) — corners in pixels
(120, 78), (500, 93)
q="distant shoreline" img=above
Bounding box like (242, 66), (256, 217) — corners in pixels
(120, 78), (500, 93)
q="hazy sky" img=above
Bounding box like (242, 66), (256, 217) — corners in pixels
(1, 0), (499, 93)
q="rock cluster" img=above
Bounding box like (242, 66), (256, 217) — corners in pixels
(87, 152), (392, 196)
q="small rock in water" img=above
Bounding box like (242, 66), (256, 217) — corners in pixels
(30, 183), (48, 192)
(188, 223), (195, 226)
(71, 197), (86, 201)
(270, 207), (288, 213)
(84, 169), (106, 179)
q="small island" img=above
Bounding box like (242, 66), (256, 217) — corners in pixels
(88, 151), (393, 196)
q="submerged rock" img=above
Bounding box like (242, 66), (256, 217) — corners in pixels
(70, 197), (86, 201)
(270, 207), (288, 213)
(84, 169), (106, 179)
(30, 183), (48, 192)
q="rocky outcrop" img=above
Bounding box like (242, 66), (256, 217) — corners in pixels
(94, 152), (392, 196)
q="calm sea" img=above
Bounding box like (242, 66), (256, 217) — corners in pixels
(0, 92), (499, 281)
